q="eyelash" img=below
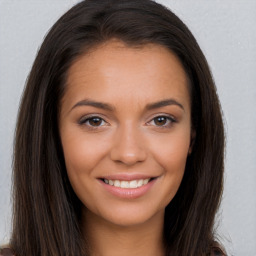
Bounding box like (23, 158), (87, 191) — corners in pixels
(78, 115), (108, 129)
(147, 115), (177, 128)
(78, 114), (177, 129)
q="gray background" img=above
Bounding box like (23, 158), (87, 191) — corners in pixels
(1, 1), (255, 255)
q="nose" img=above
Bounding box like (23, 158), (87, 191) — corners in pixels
(110, 124), (147, 166)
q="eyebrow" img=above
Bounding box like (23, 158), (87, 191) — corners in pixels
(146, 98), (184, 111)
(71, 99), (115, 112)
(70, 98), (184, 112)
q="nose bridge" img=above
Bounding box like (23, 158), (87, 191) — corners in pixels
(110, 121), (147, 165)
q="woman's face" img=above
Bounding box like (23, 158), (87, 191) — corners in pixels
(59, 40), (192, 227)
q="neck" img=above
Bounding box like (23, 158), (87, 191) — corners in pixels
(82, 209), (165, 256)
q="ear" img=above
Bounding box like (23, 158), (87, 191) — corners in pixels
(188, 130), (196, 154)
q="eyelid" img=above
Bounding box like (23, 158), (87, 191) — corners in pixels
(78, 114), (108, 126)
(146, 114), (177, 127)
(77, 113), (177, 128)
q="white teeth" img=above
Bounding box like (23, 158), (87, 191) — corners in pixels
(143, 178), (150, 185)
(114, 180), (120, 187)
(103, 178), (151, 188)
(120, 181), (129, 188)
(137, 179), (143, 187)
(129, 180), (138, 188)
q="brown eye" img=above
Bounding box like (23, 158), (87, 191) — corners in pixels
(88, 117), (104, 126)
(148, 115), (176, 128)
(79, 116), (107, 127)
(153, 116), (168, 126)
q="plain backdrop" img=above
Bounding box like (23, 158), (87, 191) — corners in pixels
(0, 1), (255, 255)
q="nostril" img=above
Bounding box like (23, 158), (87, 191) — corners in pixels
(110, 149), (147, 166)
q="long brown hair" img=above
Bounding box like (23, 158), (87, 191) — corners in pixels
(11, 0), (225, 255)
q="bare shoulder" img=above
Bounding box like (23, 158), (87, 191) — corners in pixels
(0, 248), (15, 256)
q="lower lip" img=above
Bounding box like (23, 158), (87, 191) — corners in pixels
(99, 178), (157, 199)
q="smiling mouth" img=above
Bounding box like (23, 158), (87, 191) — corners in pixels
(101, 178), (155, 189)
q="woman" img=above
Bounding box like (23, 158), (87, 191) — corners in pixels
(0, 0), (226, 255)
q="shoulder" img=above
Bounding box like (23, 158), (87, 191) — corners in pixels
(0, 248), (15, 256)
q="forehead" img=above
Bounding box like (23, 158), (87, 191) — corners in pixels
(62, 40), (190, 113)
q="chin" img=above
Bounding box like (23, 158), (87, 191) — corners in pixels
(84, 202), (166, 228)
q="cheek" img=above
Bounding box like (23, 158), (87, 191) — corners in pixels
(150, 131), (190, 204)
(62, 130), (105, 167)
(60, 129), (110, 192)
(151, 129), (191, 168)
(60, 132), (110, 208)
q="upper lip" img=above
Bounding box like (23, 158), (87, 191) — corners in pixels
(98, 173), (159, 181)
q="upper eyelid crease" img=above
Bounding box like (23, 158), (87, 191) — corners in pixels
(79, 116), (175, 129)
(78, 114), (176, 125)
(149, 113), (177, 121)
(148, 116), (176, 125)
(78, 116), (109, 129)
(79, 115), (106, 123)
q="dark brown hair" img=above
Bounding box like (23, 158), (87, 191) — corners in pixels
(11, 0), (225, 255)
